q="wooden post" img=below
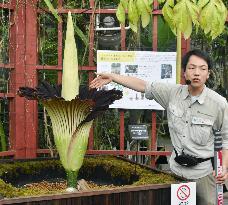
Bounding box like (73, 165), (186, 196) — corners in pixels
(119, 110), (125, 151)
(24, 0), (38, 158)
(9, 0), (38, 158)
(9, 0), (27, 158)
(151, 0), (159, 167)
(88, 0), (95, 150)
(57, 0), (63, 84)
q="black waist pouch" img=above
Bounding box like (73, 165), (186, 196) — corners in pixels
(174, 149), (212, 167)
(174, 153), (199, 167)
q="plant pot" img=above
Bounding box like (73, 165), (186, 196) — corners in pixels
(0, 156), (185, 205)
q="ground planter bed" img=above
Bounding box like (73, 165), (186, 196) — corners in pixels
(0, 156), (184, 205)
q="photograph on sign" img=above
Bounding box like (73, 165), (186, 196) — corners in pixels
(97, 50), (177, 110)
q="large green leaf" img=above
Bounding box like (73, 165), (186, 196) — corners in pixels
(162, 2), (176, 34)
(158, 0), (166, 3)
(43, 0), (62, 22)
(141, 11), (151, 28)
(172, 0), (200, 38)
(73, 19), (88, 46)
(129, 22), (138, 33)
(173, 0), (189, 31)
(128, 0), (139, 26)
(136, 0), (145, 14)
(143, 0), (153, 13)
(116, 3), (126, 24)
(197, 0), (210, 9)
(183, 14), (192, 39)
(136, 0), (151, 27)
(186, 0), (199, 26)
(199, 0), (227, 39)
(120, 0), (129, 10)
(167, 0), (175, 7)
(116, 0), (154, 32)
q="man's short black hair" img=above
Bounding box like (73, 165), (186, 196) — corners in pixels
(182, 49), (212, 72)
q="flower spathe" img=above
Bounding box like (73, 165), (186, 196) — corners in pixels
(61, 11), (79, 101)
(18, 83), (122, 188)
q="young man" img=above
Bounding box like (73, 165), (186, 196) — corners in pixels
(90, 49), (228, 205)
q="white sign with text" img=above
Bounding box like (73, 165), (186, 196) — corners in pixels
(97, 50), (176, 110)
(171, 182), (196, 205)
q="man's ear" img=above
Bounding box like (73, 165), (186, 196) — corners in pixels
(184, 71), (186, 79)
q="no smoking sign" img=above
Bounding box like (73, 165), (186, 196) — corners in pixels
(171, 182), (196, 205)
(177, 185), (190, 201)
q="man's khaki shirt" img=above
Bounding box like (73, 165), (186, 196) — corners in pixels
(145, 82), (228, 179)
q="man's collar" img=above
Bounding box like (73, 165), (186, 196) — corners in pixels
(181, 85), (207, 104)
(181, 86), (190, 100)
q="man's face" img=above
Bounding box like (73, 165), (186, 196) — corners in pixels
(184, 55), (210, 89)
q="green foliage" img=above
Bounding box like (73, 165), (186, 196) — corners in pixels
(38, 14), (58, 65)
(164, 0), (227, 39)
(0, 100), (8, 151)
(117, 0), (153, 33)
(0, 156), (180, 198)
(38, 71), (57, 151)
(116, 0), (227, 40)
(38, 13), (88, 66)
(81, 156), (179, 185)
(0, 179), (18, 198)
(0, 8), (9, 64)
(63, 0), (89, 8)
(0, 119), (6, 151)
(0, 160), (63, 183)
(198, 0), (227, 39)
(93, 109), (120, 150)
(0, 160), (64, 197)
(43, 0), (62, 22)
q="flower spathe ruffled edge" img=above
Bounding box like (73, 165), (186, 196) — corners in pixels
(18, 81), (123, 123)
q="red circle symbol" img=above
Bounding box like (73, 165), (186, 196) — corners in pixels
(177, 185), (190, 201)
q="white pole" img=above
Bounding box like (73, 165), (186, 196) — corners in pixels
(214, 129), (224, 205)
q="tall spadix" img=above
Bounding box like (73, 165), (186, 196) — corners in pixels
(61, 11), (79, 100)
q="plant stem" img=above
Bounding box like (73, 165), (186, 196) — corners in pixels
(66, 170), (78, 188)
(176, 29), (182, 84)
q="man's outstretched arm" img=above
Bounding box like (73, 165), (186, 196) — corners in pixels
(90, 73), (146, 93)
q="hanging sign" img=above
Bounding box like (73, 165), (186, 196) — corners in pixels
(128, 124), (149, 140)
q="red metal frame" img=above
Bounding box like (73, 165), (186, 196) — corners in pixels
(0, 0), (193, 165)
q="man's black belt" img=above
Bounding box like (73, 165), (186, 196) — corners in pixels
(174, 148), (213, 167)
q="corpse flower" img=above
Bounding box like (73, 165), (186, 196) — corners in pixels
(18, 12), (122, 191)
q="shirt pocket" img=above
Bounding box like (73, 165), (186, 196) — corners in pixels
(168, 104), (184, 134)
(191, 116), (213, 145)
